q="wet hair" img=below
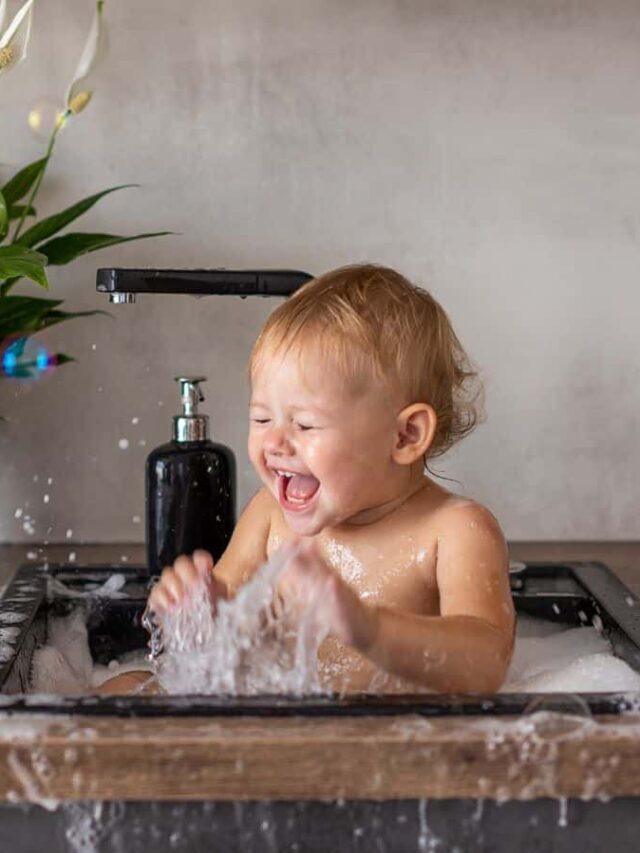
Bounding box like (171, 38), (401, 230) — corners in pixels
(249, 264), (483, 459)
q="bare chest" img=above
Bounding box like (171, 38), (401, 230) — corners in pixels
(268, 518), (439, 615)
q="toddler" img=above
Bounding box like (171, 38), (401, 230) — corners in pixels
(115, 264), (515, 694)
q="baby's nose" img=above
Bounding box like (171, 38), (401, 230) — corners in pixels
(264, 424), (293, 454)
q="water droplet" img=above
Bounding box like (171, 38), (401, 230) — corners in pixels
(66, 529), (73, 539)
(131, 417), (139, 425)
(46, 477), (53, 485)
(558, 797), (568, 828)
(132, 516), (141, 524)
(91, 344), (97, 351)
(43, 494), (50, 504)
(14, 508), (23, 519)
(118, 438), (129, 450)
(68, 552), (76, 563)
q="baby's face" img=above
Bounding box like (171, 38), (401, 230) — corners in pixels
(249, 345), (401, 536)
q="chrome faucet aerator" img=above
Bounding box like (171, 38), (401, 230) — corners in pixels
(109, 292), (136, 304)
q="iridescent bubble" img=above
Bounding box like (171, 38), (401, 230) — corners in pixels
(1, 336), (56, 381)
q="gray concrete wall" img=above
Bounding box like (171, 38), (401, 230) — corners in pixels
(1, 0), (639, 545)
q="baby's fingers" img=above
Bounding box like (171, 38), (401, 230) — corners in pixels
(192, 549), (215, 579)
(148, 575), (176, 614)
(173, 554), (202, 590)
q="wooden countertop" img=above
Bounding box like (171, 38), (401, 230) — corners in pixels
(0, 541), (639, 803)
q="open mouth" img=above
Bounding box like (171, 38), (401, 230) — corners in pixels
(274, 470), (320, 513)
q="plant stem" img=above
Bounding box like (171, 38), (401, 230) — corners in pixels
(12, 111), (70, 244)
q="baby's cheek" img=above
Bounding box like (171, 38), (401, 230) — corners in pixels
(247, 434), (262, 468)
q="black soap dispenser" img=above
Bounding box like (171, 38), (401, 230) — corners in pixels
(145, 376), (236, 576)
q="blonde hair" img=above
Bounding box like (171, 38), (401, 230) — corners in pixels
(250, 264), (483, 459)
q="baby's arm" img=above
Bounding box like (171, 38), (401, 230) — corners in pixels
(364, 503), (515, 692)
(282, 503), (514, 693)
(147, 487), (274, 614)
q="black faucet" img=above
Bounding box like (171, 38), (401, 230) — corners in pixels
(96, 268), (313, 303)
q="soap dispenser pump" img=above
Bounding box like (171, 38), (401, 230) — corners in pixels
(145, 376), (236, 576)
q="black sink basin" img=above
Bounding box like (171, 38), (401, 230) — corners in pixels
(0, 560), (639, 717)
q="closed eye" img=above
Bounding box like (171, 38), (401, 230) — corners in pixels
(251, 418), (270, 425)
(296, 423), (315, 431)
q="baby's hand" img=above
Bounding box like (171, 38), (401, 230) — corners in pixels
(280, 540), (378, 652)
(146, 549), (225, 617)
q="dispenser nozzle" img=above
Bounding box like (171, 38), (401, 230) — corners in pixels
(175, 376), (206, 417)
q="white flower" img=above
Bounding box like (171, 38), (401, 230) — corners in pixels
(64, 0), (108, 115)
(0, 0), (35, 76)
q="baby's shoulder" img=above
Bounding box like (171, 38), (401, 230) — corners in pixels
(414, 488), (505, 548)
(434, 495), (502, 533)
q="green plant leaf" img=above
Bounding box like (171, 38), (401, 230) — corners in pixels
(0, 295), (107, 342)
(53, 353), (75, 366)
(35, 230), (172, 265)
(16, 184), (138, 249)
(0, 192), (8, 242)
(1, 158), (48, 206)
(8, 204), (37, 221)
(0, 277), (19, 298)
(0, 295), (62, 340)
(0, 246), (49, 289)
(32, 306), (110, 334)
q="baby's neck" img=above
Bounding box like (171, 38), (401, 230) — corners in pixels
(338, 465), (432, 529)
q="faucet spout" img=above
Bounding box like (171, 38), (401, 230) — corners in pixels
(97, 268), (313, 302)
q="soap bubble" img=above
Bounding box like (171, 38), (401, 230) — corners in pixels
(522, 693), (592, 736)
(523, 693), (592, 717)
(1, 336), (56, 381)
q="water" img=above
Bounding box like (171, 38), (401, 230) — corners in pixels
(23, 561), (640, 696)
(156, 547), (328, 695)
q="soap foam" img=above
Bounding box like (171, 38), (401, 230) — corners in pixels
(25, 583), (640, 697)
(30, 608), (151, 695)
(502, 615), (640, 693)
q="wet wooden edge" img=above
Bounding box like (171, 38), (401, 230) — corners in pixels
(0, 712), (639, 802)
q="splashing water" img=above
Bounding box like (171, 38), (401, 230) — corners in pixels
(155, 548), (328, 695)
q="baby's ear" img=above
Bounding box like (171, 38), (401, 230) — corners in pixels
(392, 403), (437, 465)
